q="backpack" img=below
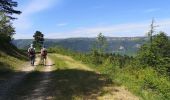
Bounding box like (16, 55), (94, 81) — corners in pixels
(29, 48), (35, 56)
(42, 49), (47, 56)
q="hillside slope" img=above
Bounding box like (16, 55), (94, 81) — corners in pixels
(0, 43), (27, 72)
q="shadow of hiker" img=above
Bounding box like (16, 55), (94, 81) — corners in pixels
(45, 64), (55, 66)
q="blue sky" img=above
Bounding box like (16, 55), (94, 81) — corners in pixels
(14, 0), (170, 39)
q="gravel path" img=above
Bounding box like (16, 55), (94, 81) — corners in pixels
(0, 57), (40, 100)
(24, 57), (54, 100)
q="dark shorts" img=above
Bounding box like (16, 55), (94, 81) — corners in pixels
(30, 55), (35, 60)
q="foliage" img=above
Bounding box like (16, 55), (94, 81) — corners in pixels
(93, 33), (108, 54)
(0, 0), (21, 19)
(152, 32), (170, 58)
(0, 43), (27, 74)
(0, 12), (15, 43)
(33, 31), (44, 49)
(0, 0), (20, 43)
(138, 32), (170, 75)
(114, 67), (170, 100)
(90, 33), (108, 65)
(0, 0), (26, 73)
(0, 51), (26, 72)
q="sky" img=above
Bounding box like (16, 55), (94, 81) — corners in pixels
(13, 0), (170, 39)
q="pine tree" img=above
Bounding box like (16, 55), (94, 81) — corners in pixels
(0, 0), (21, 19)
(33, 31), (44, 49)
(96, 33), (107, 54)
(0, 12), (15, 42)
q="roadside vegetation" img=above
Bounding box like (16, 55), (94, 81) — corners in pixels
(0, 0), (25, 71)
(49, 31), (170, 100)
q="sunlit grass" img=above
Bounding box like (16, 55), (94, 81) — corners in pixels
(0, 51), (26, 72)
(98, 66), (170, 100)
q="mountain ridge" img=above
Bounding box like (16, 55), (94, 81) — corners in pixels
(12, 37), (150, 56)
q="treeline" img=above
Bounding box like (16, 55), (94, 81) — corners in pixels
(0, 0), (21, 45)
(0, 1), (27, 60)
(49, 32), (170, 99)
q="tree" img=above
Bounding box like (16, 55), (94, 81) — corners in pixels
(0, 0), (21, 19)
(138, 32), (170, 64)
(147, 18), (159, 51)
(33, 31), (44, 49)
(138, 19), (160, 67)
(0, 12), (15, 42)
(96, 33), (107, 54)
(0, 0), (21, 43)
(91, 33), (108, 65)
(138, 32), (170, 74)
(152, 32), (170, 58)
(138, 44), (158, 67)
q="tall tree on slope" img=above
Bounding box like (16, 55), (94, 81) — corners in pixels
(33, 31), (44, 49)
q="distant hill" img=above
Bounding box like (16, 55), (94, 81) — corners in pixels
(12, 37), (149, 56)
(12, 39), (33, 49)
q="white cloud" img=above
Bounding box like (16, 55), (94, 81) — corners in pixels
(56, 23), (68, 27)
(14, 0), (57, 32)
(23, 0), (56, 16)
(144, 8), (160, 13)
(46, 18), (170, 39)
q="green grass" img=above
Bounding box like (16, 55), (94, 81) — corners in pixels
(48, 54), (115, 99)
(0, 46), (28, 89)
(54, 51), (170, 100)
(49, 54), (68, 69)
(113, 67), (170, 100)
(0, 43), (28, 73)
(0, 51), (26, 73)
(90, 64), (170, 100)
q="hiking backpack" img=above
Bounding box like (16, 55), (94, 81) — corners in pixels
(29, 48), (35, 56)
(42, 49), (47, 56)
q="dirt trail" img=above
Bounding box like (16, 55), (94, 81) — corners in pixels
(97, 86), (139, 100)
(0, 57), (40, 100)
(0, 54), (139, 100)
(23, 57), (54, 100)
(21, 57), (40, 71)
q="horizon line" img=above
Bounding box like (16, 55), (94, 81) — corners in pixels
(14, 36), (157, 40)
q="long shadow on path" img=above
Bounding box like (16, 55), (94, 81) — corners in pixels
(4, 69), (114, 100)
(46, 69), (113, 100)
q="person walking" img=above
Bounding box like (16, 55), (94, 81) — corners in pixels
(40, 46), (47, 66)
(28, 44), (36, 66)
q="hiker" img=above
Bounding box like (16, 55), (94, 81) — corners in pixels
(28, 44), (36, 66)
(41, 47), (47, 66)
